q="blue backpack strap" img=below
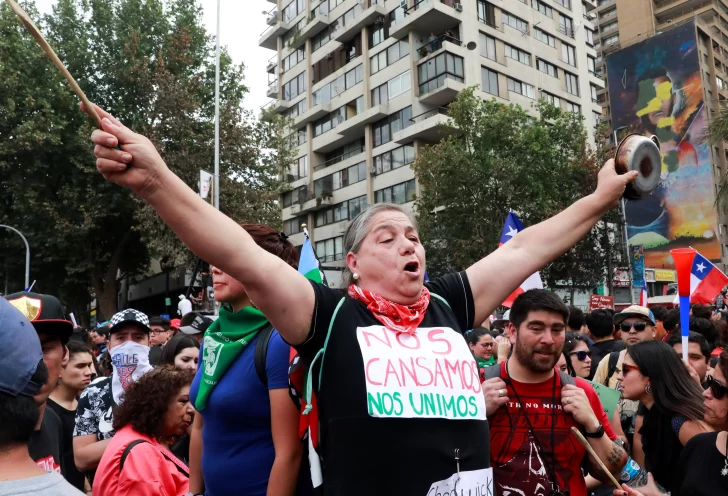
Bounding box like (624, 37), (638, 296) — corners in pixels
(303, 296), (346, 414)
(430, 292), (451, 309)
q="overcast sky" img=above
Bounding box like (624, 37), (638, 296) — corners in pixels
(33, 0), (273, 112)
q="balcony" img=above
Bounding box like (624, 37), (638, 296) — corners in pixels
(290, 186), (334, 214)
(335, 104), (390, 139)
(417, 47), (466, 106)
(267, 55), (278, 74)
(289, 14), (332, 49)
(389, 0), (463, 41)
(393, 107), (458, 144)
(333, 1), (387, 44)
(259, 16), (290, 50)
(419, 77), (466, 106)
(294, 104), (332, 128)
(267, 80), (279, 98)
(271, 98), (294, 114)
(314, 146), (365, 171)
(655, 0), (712, 22)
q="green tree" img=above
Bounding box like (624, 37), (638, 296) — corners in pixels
(413, 88), (612, 291)
(0, 0), (291, 320)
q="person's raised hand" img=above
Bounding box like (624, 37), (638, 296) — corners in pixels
(594, 159), (638, 209)
(82, 102), (168, 196)
(495, 335), (511, 362)
(482, 377), (509, 417)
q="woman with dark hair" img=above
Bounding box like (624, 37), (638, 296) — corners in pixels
(563, 332), (593, 379)
(617, 340), (711, 492)
(93, 367), (194, 495)
(86, 103), (635, 495)
(617, 350), (728, 496)
(159, 334), (200, 371)
(467, 328), (497, 374)
(188, 224), (303, 496)
(48, 341), (94, 490)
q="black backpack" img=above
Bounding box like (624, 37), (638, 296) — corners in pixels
(254, 324), (275, 387)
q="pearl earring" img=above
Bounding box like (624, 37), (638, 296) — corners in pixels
(353, 273), (360, 281)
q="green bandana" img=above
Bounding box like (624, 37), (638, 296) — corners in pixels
(476, 356), (496, 369)
(194, 305), (270, 411)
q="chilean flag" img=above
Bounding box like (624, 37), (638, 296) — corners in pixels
(500, 211), (543, 308)
(639, 280), (648, 306)
(672, 251), (728, 305)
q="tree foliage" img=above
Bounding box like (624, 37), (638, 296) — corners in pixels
(413, 88), (618, 290)
(0, 0), (291, 320)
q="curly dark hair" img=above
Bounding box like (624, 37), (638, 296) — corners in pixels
(113, 366), (194, 438)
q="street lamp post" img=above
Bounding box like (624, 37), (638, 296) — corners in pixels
(214, 0), (221, 211)
(0, 225), (30, 290)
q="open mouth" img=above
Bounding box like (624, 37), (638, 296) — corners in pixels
(403, 261), (420, 274)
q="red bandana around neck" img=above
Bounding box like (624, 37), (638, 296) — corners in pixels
(348, 284), (431, 335)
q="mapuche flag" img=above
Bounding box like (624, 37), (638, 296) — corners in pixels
(499, 211), (543, 308)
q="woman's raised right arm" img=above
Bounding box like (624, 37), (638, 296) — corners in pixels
(86, 104), (315, 344)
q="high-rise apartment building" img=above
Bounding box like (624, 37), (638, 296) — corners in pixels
(260, 0), (603, 285)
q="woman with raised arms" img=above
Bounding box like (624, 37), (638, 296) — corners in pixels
(85, 103), (636, 496)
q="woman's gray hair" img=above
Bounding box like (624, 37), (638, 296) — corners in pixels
(341, 203), (418, 287)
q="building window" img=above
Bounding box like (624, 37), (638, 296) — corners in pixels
(585, 28), (594, 46)
(288, 129), (307, 147)
(370, 40), (409, 75)
(417, 52), (465, 95)
(282, 0), (305, 23)
(562, 43), (576, 66)
(316, 236), (344, 262)
(477, 0), (496, 27)
(283, 48), (305, 72)
(555, 0), (572, 10)
(601, 20), (617, 32)
(374, 144), (416, 175)
(534, 28), (556, 47)
(370, 24), (388, 48)
(593, 111), (602, 127)
(502, 11), (529, 33)
(566, 101), (581, 114)
(505, 44), (531, 66)
(313, 97), (365, 137)
(283, 72), (306, 101)
(372, 71), (412, 105)
(315, 195), (369, 227)
(482, 66), (499, 96)
(718, 76), (726, 90)
(507, 77), (535, 99)
(587, 56), (596, 75)
(559, 15), (575, 38)
(372, 106), (413, 147)
(565, 72), (579, 96)
(313, 65), (363, 105)
(375, 179), (417, 204)
(590, 84), (598, 103)
(284, 98), (307, 119)
(479, 33), (496, 60)
(604, 34), (619, 46)
(531, 0), (553, 18)
(282, 216), (306, 236)
(285, 155), (308, 181)
(541, 91), (561, 107)
(537, 59), (557, 77)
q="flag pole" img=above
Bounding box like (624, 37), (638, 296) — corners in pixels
(213, 0), (221, 211)
(301, 224), (329, 286)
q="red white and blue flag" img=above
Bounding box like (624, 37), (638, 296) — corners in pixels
(499, 211), (543, 308)
(639, 280), (648, 306)
(672, 251), (728, 305)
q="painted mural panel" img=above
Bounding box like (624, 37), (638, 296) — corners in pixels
(607, 21), (720, 267)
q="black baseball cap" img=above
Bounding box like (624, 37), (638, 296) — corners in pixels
(179, 312), (214, 336)
(5, 291), (74, 344)
(109, 309), (151, 334)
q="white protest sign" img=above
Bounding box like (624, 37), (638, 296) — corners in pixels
(356, 325), (486, 420)
(426, 468), (494, 496)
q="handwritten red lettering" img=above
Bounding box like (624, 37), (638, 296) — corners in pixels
(365, 358), (382, 386)
(399, 357), (420, 387)
(384, 359), (403, 387)
(361, 327), (392, 349)
(415, 357), (434, 386)
(433, 359), (451, 389)
(444, 359), (464, 389)
(395, 332), (421, 350)
(427, 329), (452, 355)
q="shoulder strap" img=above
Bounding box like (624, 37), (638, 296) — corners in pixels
(430, 293), (451, 309)
(606, 351), (620, 386)
(255, 324), (276, 388)
(119, 440), (149, 472)
(558, 370), (576, 386)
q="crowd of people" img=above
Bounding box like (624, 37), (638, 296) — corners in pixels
(2, 104), (728, 496)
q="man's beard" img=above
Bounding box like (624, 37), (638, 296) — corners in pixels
(514, 339), (561, 373)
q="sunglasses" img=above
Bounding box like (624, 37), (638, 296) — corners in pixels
(620, 322), (648, 332)
(569, 351), (592, 361)
(622, 363), (641, 376)
(704, 375), (728, 400)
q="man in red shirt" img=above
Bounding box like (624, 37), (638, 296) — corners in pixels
(483, 290), (627, 496)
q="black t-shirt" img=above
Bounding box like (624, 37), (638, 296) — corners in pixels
(673, 432), (728, 496)
(588, 339), (625, 380)
(149, 344), (163, 367)
(28, 405), (63, 474)
(47, 399), (86, 490)
(295, 272), (491, 496)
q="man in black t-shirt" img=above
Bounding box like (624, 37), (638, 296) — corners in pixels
(6, 292), (74, 476)
(586, 308), (625, 380)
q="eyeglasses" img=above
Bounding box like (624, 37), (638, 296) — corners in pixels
(704, 375), (728, 400)
(480, 342), (494, 348)
(620, 322), (648, 332)
(569, 351), (592, 361)
(621, 363), (641, 376)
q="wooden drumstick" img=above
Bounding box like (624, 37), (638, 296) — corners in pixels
(6, 0), (102, 128)
(570, 426), (622, 490)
